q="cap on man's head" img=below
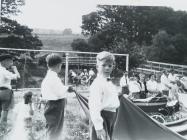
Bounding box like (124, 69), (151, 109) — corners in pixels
(46, 53), (62, 67)
(24, 91), (33, 99)
(0, 54), (13, 62)
(96, 51), (115, 64)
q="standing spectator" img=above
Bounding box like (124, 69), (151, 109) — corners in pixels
(120, 71), (129, 95)
(69, 69), (77, 84)
(0, 54), (20, 131)
(161, 70), (172, 91)
(10, 91), (34, 140)
(168, 69), (177, 84)
(88, 68), (96, 85)
(41, 53), (74, 140)
(80, 69), (89, 86)
(89, 51), (121, 140)
(138, 73), (147, 98)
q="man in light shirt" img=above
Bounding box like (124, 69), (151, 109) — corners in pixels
(41, 53), (73, 140)
(160, 70), (172, 91)
(89, 51), (121, 140)
(0, 54), (20, 129)
(120, 71), (129, 95)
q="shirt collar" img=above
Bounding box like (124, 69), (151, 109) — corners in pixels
(0, 64), (6, 70)
(48, 69), (58, 76)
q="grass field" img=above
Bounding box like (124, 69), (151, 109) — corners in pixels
(4, 89), (89, 140)
(38, 34), (85, 51)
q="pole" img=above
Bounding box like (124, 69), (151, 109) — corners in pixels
(0, 0), (2, 24)
(65, 53), (69, 86)
(126, 54), (129, 72)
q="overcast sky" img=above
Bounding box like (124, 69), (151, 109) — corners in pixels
(13, 0), (187, 34)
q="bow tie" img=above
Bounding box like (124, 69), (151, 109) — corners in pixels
(107, 78), (112, 81)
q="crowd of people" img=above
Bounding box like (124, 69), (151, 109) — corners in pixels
(68, 67), (96, 86)
(119, 69), (187, 103)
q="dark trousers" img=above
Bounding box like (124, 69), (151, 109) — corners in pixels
(44, 98), (66, 140)
(91, 110), (117, 140)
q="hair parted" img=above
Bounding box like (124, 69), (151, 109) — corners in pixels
(46, 53), (63, 67)
(96, 51), (115, 64)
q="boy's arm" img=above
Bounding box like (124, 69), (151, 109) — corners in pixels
(5, 66), (20, 80)
(51, 77), (69, 98)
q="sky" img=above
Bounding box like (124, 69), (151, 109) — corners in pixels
(13, 0), (187, 34)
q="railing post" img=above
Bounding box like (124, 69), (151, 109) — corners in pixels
(126, 54), (129, 72)
(65, 53), (69, 86)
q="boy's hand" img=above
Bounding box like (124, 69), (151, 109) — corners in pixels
(67, 86), (75, 92)
(96, 129), (107, 140)
(29, 109), (34, 115)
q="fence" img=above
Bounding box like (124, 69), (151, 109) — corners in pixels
(137, 61), (187, 76)
(0, 47), (129, 89)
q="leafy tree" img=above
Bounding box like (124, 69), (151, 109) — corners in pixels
(1, 0), (25, 17)
(146, 30), (178, 63)
(79, 5), (187, 66)
(0, 17), (43, 88)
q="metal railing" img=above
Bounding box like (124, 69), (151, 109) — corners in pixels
(137, 61), (187, 76)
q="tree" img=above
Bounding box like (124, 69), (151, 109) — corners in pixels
(0, 17), (43, 88)
(79, 5), (187, 66)
(62, 28), (72, 35)
(146, 30), (178, 63)
(1, 0), (25, 17)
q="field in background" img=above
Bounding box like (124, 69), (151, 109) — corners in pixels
(38, 34), (86, 51)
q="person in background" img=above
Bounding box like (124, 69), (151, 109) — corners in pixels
(89, 51), (121, 140)
(120, 71), (129, 95)
(41, 53), (74, 140)
(128, 75), (141, 99)
(0, 54), (20, 131)
(146, 73), (159, 97)
(168, 69), (177, 84)
(160, 70), (172, 94)
(69, 69), (77, 84)
(88, 68), (96, 85)
(138, 73), (147, 99)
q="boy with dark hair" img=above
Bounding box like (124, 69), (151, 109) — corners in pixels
(41, 53), (73, 140)
(89, 51), (121, 140)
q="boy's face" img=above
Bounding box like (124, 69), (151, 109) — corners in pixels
(97, 60), (114, 77)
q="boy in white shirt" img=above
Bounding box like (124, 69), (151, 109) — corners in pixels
(89, 51), (120, 140)
(41, 53), (73, 140)
(0, 54), (20, 130)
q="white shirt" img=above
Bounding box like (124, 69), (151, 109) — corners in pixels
(89, 70), (95, 76)
(0, 64), (19, 89)
(147, 80), (158, 92)
(71, 71), (77, 77)
(120, 75), (129, 87)
(168, 73), (177, 83)
(89, 75), (120, 130)
(161, 74), (171, 90)
(128, 80), (141, 93)
(41, 70), (68, 100)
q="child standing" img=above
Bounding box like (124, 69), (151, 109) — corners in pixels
(10, 91), (34, 140)
(89, 51), (120, 140)
(41, 53), (73, 140)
